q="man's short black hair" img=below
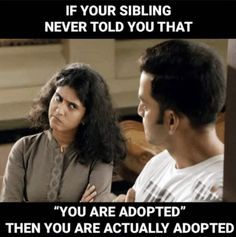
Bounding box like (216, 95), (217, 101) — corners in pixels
(139, 39), (226, 128)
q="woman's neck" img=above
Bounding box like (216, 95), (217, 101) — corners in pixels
(52, 129), (75, 149)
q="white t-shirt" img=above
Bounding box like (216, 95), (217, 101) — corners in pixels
(133, 150), (223, 202)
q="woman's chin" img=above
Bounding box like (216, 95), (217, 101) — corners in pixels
(50, 123), (63, 132)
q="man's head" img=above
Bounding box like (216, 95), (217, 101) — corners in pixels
(138, 40), (226, 145)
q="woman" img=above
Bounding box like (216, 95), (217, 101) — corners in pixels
(1, 63), (126, 202)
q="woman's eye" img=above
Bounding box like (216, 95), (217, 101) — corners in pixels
(55, 95), (61, 102)
(69, 103), (77, 110)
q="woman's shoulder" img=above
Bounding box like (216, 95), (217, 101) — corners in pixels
(7, 131), (48, 165)
(12, 131), (47, 151)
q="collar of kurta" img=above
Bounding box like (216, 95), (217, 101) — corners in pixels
(44, 129), (78, 156)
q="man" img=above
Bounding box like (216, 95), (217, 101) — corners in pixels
(84, 39), (225, 202)
(126, 39), (225, 202)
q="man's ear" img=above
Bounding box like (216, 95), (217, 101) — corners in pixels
(164, 110), (179, 135)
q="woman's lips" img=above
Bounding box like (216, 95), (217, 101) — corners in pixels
(51, 115), (62, 123)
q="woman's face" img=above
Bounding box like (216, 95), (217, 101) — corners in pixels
(48, 85), (86, 134)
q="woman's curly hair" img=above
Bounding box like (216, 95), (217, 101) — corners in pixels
(29, 63), (126, 164)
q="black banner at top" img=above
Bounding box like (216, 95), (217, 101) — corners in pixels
(0, 0), (235, 38)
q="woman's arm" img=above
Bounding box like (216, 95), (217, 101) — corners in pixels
(0, 139), (26, 202)
(88, 160), (115, 202)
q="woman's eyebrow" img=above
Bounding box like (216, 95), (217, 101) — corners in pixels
(56, 92), (80, 106)
(55, 92), (62, 97)
(138, 95), (147, 103)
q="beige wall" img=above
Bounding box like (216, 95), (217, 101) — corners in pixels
(0, 39), (228, 129)
(0, 144), (12, 191)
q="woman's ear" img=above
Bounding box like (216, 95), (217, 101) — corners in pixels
(80, 117), (86, 126)
(81, 114), (87, 126)
(164, 110), (179, 135)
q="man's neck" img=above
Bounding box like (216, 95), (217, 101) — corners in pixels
(167, 127), (224, 169)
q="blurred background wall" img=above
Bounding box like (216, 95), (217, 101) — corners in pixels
(0, 39), (228, 130)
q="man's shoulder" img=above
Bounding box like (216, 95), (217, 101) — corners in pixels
(141, 149), (172, 173)
(201, 154), (224, 172)
(149, 149), (172, 164)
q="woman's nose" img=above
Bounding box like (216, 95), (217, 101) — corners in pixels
(55, 104), (65, 116)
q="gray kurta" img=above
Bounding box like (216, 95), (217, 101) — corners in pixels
(0, 130), (114, 202)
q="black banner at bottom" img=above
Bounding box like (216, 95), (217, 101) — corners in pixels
(0, 203), (235, 236)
